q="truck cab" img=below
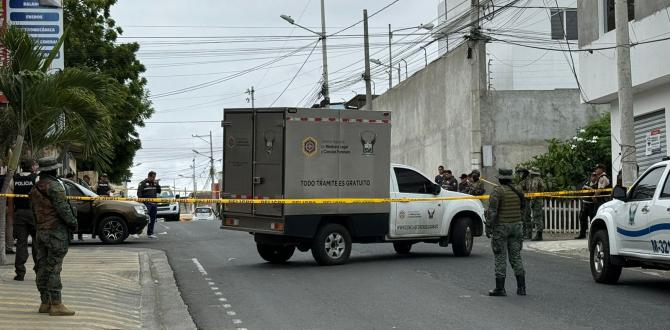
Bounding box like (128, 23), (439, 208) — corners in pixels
(589, 160), (670, 283)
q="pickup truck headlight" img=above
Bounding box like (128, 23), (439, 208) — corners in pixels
(134, 205), (147, 215)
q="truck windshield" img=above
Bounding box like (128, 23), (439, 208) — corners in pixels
(196, 208), (212, 214)
(158, 191), (174, 198)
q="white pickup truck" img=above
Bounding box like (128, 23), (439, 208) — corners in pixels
(589, 160), (670, 283)
(221, 107), (485, 266)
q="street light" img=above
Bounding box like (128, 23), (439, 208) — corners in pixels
(387, 23), (434, 88)
(280, 0), (330, 107)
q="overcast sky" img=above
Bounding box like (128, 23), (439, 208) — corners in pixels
(110, 0), (447, 194)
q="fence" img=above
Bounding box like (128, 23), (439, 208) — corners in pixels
(543, 198), (584, 234)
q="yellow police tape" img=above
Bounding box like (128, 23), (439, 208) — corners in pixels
(0, 188), (611, 205)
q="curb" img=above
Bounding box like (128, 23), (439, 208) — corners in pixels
(138, 249), (197, 330)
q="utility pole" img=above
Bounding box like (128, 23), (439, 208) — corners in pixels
(615, 0), (636, 186)
(363, 9), (372, 110)
(246, 87), (255, 109)
(469, 0), (484, 172)
(208, 131), (215, 194)
(388, 23), (393, 89)
(320, 0), (330, 108)
(192, 157), (197, 208)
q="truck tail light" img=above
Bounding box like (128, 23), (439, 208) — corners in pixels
(271, 223), (284, 231)
(224, 218), (239, 226)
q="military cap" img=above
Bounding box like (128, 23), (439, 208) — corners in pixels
(470, 169), (481, 176)
(496, 168), (514, 180)
(459, 173), (468, 179)
(37, 157), (62, 171)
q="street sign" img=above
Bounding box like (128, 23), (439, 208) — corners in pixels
(646, 128), (662, 156)
(6, 0), (64, 71)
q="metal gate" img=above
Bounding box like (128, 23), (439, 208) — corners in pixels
(634, 109), (667, 174)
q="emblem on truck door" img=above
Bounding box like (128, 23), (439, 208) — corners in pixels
(302, 137), (318, 157)
(264, 130), (275, 155)
(361, 131), (377, 155)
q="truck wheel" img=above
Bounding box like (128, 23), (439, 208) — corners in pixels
(451, 217), (473, 257)
(311, 224), (352, 266)
(590, 229), (622, 284)
(257, 244), (295, 264)
(393, 242), (412, 255)
(98, 216), (128, 244)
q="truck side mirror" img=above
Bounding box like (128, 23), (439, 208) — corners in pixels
(432, 184), (442, 195)
(175, 194), (180, 199)
(612, 186), (627, 201)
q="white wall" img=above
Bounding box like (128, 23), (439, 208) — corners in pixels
(438, 0), (579, 90)
(579, 8), (670, 102)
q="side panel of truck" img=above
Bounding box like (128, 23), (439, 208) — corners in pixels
(223, 112), (253, 215)
(284, 108), (391, 216)
(253, 111), (285, 217)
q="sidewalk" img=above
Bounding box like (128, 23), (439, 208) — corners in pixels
(0, 247), (195, 330)
(526, 236), (589, 258)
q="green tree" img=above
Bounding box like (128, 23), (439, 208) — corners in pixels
(63, 0), (153, 183)
(519, 114), (612, 190)
(0, 26), (122, 264)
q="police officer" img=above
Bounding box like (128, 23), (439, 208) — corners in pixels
(466, 170), (485, 196)
(516, 168), (532, 239)
(30, 157), (77, 316)
(458, 173), (470, 193)
(576, 172), (598, 239)
(11, 159), (38, 281)
(528, 168), (546, 241)
(137, 171), (161, 239)
(96, 173), (111, 196)
(435, 166), (446, 186)
(486, 168), (526, 297)
(442, 170), (458, 191)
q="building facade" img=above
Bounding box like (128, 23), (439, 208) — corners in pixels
(578, 0), (670, 180)
(438, 0), (580, 90)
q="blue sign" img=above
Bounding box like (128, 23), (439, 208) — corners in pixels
(41, 50), (60, 59)
(13, 24), (60, 34)
(36, 37), (58, 46)
(10, 12), (59, 21)
(9, 0), (41, 8)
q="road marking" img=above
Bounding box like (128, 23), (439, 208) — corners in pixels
(191, 258), (208, 276)
(215, 292), (223, 296)
(159, 223), (170, 230)
(223, 304), (231, 308)
(211, 287), (219, 290)
(233, 319), (242, 324)
(218, 298), (227, 302)
(208, 282), (216, 285)
(227, 311), (237, 316)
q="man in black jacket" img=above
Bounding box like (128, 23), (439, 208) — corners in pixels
(11, 159), (38, 280)
(137, 171), (161, 239)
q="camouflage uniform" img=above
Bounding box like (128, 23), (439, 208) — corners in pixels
(486, 168), (526, 296)
(30, 158), (78, 315)
(527, 171), (546, 241)
(518, 174), (532, 239)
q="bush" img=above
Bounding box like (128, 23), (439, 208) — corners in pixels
(519, 114), (611, 190)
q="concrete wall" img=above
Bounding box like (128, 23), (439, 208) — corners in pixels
(370, 44), (474, 177)
(481, 89), (609, 179)
(636, 0), (670, 21)
(578, 0), (600, 47)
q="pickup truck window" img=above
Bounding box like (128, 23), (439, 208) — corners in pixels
(394, 168), (433, 194)
(660, 168), (670, 199)
(629, 166), (666, 201)
(63, 181), (83, 197)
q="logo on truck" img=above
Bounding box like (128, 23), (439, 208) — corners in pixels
(264, 130), (275, 155)
(302, 137), (318, 157)
(361, 131), (377, 155)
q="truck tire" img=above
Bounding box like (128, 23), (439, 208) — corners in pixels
(257, 244), (295, 264)
(451, 217), (473, 257)
(311, 224), (352, 266)
(98, 216), (128, 244)
(590, 229), (622, 284)
(393, 242), (412, 255)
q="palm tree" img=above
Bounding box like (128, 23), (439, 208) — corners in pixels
(0, 26), (123, 264)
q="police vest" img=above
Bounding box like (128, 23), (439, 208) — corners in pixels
(97, 181), (110, 195)
(496, 185), (523, 223)
(13, 173), (37, 209)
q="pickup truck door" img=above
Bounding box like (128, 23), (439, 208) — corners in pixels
(63, 181), (94, 233)
(642, 166), (670, 258)
(389, 167), (445, 238)
(615, 165), (666, 254)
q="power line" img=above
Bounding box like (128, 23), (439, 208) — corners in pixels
(270, 41), (320, 107)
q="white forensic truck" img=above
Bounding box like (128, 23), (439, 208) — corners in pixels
(589, 159), (670, 283)
(221, 108), (485, 265)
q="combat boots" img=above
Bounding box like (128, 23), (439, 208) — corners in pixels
(38, 293), (50, 313)
(49, 301), (75, 316)
(516, 275), (526, 296)
(531, 231), (543, 241)
(488, 277), (507, 296)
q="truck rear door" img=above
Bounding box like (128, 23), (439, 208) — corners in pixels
(223, 111), (254, 215)
(253, 111), (284, 217)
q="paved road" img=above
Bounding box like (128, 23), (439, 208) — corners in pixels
(75, 220), (670, 330)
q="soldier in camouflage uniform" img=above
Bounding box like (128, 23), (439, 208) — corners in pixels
(30, 157), (78, 316)
(528, 168), (546, 241)
(516, 168), (532, 239)
(466, 169), (486, 196)
(486, 168), (526, 296)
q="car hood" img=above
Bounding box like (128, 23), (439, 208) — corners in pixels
(94, 200), (143, 208)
